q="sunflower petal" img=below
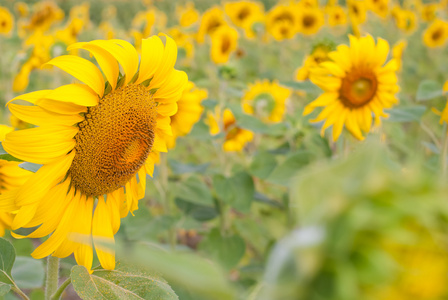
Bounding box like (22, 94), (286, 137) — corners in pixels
(136, 36), (164, 84)
(92, 197), (115, 270)
(9, 104), (84, 127)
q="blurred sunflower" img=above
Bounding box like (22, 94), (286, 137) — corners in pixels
(224, 1), (264, 39)
(326, 5), (348, 27)
(207, 109), (253, 152)
(197, 6), (227, 43)
(423, 19), (448, 48)
(168, 27), (195, 60)
(266, 3), (298, 40)
(393, 8), (418, 34)
(176, 2), (199, 28)
(0, 125), (33, 237)
(296, 42), (334, 81)
(24, 1), (64, 33)
(296, 7), (325, 36)
(166, 82), (207, 149)
(305, 35), (399, 141)
(242, 80), (291, 123)
(347, 0), (367, 25)
(0, 6), (14, 35)
(367, 0), (389, 18)
(210, 26), (239, 64)
(14, 2), (29, 18)
(1, 35), (188, 271)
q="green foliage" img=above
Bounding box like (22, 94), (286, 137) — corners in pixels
(11, 257), (44, 289)
(385, 105), (427, 123)
(416, 80), (444, 101)
(0, 238), (15, 285)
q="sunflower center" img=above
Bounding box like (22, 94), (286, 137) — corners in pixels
(432, 28), (443, 41)
(254, 93), (276, 119)
(221, 35), (231, 53)
(340, 71), (378, 108)
(69, 84), (157, 196)
(237, 7), (250, 20)
(303, 15), (316, 28)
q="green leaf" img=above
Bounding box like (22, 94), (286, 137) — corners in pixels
(175, 198), (219, 222)
(199, 228), (246, 269)
(0, 282), (11, 296)
(416, 80), (444, 101)
(11, 257), (44, 289)
(228, 172), (254, 213)
(0, 143), (7, 155)
(168, 160), (209, 175)
(268, 151), (314, 185)
(249, 152), (277, 179)
(201, 99), (218, 109)
(173, 176), (213, 207)
(18, 162), (42, 173)
(385, 106), (426, 123)
(213, 174), (233, 204)
(71, 263), (178, 300)
(254, 192), (283, 208)
(0, 238), (15, 284)
(279, 81), (320, 94)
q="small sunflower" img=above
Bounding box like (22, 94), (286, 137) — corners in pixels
(0, 125), (32, 237)
(305, 35), (399, 141)
(296, 7), (325, 36)
(327, 5), (348, 27)
(207, 109), (253, 152)
(166, 81), (207, 149)
(224, 1), (264, 39)
(197, 7), (227, 44)
(347, 0), (367, 25)
(242, 80), (291, 123)
(421, 3), (438, 22)
(0, 6), (14, 35)
(176, 2), (199, 28)
(167, 27), (195, 60)
(423, 19), (448, 48)
(1, 35), (188, 271)
(25, 1), (64, 33)
(210, 25), (239, 64)
(14, 2), (29, 18)
(367, 0), (389, 19)
(393, 8), (418, 34)
(296, 43), (334, 81)
(266, 3), (298, 40)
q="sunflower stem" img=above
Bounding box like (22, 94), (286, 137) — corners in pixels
(45, 256), (59, 300)
(441, 124), (448, 175)
(160, 154), (176, 250)
(50, 278), (71, 300)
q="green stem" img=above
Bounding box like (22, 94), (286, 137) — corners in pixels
(160, 154), (176, 250)
(11, 286), (30, 300)
(441, 124), (448, 175)
(50, 277), (71, 300)
(45, 256), (59, 300)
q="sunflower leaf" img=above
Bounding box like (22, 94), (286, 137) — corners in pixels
(71, 263), (178, 300)
(0, 238), (16, 285)
(385, 105), (427, 123)
(416, 80), (444, 101)
(18, 162), (42, 173)
(0, 282), (11, 296)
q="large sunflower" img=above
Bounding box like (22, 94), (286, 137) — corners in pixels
(0, 35), (188, 271)
(0, 125), (32, 237)
(304, 35), (399, 141)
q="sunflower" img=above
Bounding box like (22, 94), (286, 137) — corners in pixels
(166, 82), (207, 149)
(0, 125), (33, 237)
(421, 3), (438, 22)
(367, 0), (389, 19)
(167, 27), (195, 60)
(296, 43), (334, 81)
(347, 0), (367, 25)
(176, 2), (199, 28)
(210, 26), (239, 64)
(266, 3), (298, 40)
(296, 7), (325, 36)
(0, 35), (188, 271)
(224, 1), (264, 39)
(207, 109), (253, 152)
(0, 7), (14, 35)
(24, 1), (64, 33)
(423, 19), (448, 48)
(242, 80), (291, 123)
(327, 5), (348, 27)
(197, 7), (227, 44)
(14, 2), (29, 18)
(304, 35), (399, 141)
(393, 8), (418, 34)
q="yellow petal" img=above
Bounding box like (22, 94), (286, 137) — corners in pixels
(153, 70), (188, 103)
(9, 104), (83, 127)
(149, 34), (178, 88)
(7, 90), (52, 106)
(45, 55), (105, 97)
(375, 37), (390, 67)
(42, 84), (99, 107)
(92, 197), (115, 270)
(136, 36), (164, 84)
(37, 99), (87, 115)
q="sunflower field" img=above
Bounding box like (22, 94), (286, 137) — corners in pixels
(0, 0), (448, 299)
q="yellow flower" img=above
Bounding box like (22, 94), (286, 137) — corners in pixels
(296, 7), (325, 36)
(421, 3), (438, 22)
(1, 35), (188, 271)
(224, 1), (265, 39)
(305, 35), (399, 141)
(242, 80), (291, 123)
(326, 5), (348, 27)
(266, 3), (298, 40)
(347, 0), (367, 25)
(366, 0), (389, 18)
(197, 7), (227, 44)
(132, 10), (155, 37)
(207, 109), (253, 152)
(393, 8), (418, 34)
(25, 1), (64, 32)
(176, 2), (199, 27)
(167, 82), (207, 149)
(99, 21), (115, 40)
(102, 5), (116, 20)
(296, 43), (334, 81)
(423, 19), (448, 48)
(392, 39), (407, 71)
(14, 2), (29, 18)
(210, 26), (239, 64)
(0, 7), (14, 35)
(167, 27), (195, 59)
(0, 125), (32, 237)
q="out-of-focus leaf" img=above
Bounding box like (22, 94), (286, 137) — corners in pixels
(0, 143), (7, 155)
(254, 192), (283, 208)
(18, 162), (42, 173)
(228, 172), (254, 213)
(213, 174), (233, 204)
(168, 160), (209, 175)
(123, 208), (175, 242)
(173, 176), (213, 207)
(0, 282), (11, 296)
(175, 198), (219, 222)
(11, 257), (44, 289)
(29, 289), (45, 300)
(189, 121), (211, 140)
(422, 141), (440, 154)
(236, 114), (287, 136)
(385, 106), (426, 123)
(201, 99), (218, 109)
(71, 263), (178, 300)
(416, 80), (444, 101)
(133, 244), (236, 300)
(268, 151), (314, 185)
(249, 152), (277, 179)
(280, 81), (320, 94)
(0, 238), (15, 284)
(199, 228), (246, 269)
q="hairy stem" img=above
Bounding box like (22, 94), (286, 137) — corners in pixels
(50, 277), (71, 300)
(45, 256), (59, 300)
